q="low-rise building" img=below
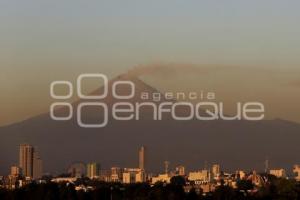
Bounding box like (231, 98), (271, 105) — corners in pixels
(270, 169), (286, 178)
(51, 177), (77, 183)
(122, 168), (145, 183)
(111, 167), (123, 182)
(293, 165), (300, 181)
(10, 166), (21, 177)
(151, 174), (171, 184)
(188, 170), (209, 182)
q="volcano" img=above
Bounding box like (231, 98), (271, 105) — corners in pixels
(0, 73), (300, 175)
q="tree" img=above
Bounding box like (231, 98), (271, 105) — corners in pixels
(187, 188), (201, 200)
(170, 176), (186, 186)
(213, 185), (236, 200)
(236, 180), (254, 191)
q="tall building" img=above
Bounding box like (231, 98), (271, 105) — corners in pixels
(67, 162), (86, 178)
(86, 162), (100, 179)
(10, 166), (21, 177)
(236, 170), (246, 180)
(19, 144), (43, 179)
(111, 167), (123, 182)
(176, 165), (185, 176)
(293, 165), (300, 181)
(139, 146), (145, 171)
(135, 170), (145, 183)
(33, 151), (43, 179)
(19, 144), (34, 178)
(264, 158), (269, 173)
(123, 171), (136, 184)
(164, 161), (170, 174)
(212, 164), (220, 178)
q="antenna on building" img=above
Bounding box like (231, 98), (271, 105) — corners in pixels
(204, 160), (208, 170)
(164, 161), (170, 174)
(264, 157), (269, 173)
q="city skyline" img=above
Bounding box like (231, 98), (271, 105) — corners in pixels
(2, 143), (300, 190)
(1, 1), (300, 199)
(4, 143), (300, 178)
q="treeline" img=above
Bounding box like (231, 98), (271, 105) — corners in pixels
(0, 176), (300, 200)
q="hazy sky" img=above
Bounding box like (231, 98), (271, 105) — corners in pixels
(0, 0), (300, 125)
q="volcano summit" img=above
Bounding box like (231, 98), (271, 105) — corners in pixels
(0, 72), (299, 174)
(50, 73), (265, 128)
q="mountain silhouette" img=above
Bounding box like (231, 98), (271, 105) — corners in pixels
(0, 73), (300, 175)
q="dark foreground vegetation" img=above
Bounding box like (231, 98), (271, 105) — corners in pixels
(1, 176), (300, 200)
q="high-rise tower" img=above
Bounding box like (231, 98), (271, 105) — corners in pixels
(87, 162), (100, 179)
(212, 164), (220, 178)
(139, 146), (145, 171)
(33, 151), (43, 179)
(265, 157), (269, 173)
(19, 144), (34, 177)
(19, 144), (42, 179)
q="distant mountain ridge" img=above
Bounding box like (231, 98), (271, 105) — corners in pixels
(0, 73), (300, 175)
